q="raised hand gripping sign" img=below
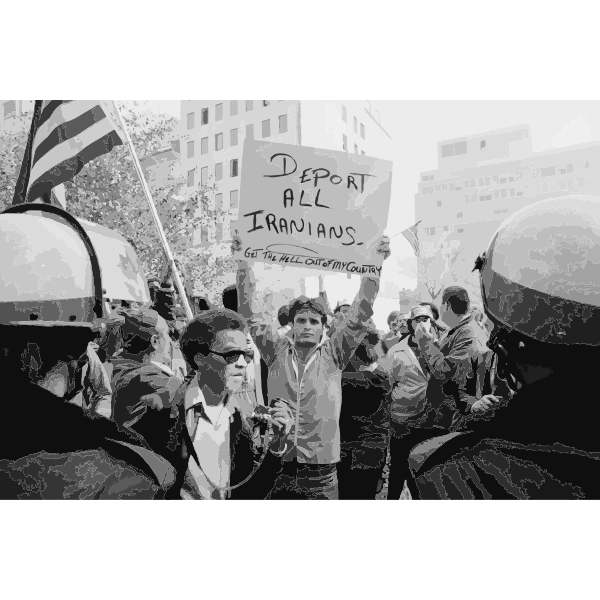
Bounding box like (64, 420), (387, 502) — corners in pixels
(238, 140), (393, 277)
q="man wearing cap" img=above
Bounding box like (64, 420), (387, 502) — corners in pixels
(378, 305), (443, 498)
(111, 307), (187, 481)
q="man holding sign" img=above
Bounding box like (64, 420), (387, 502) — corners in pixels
(233, 235), (390, 499)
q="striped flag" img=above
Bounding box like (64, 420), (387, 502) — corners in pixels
(13, 100), (125, 206)
(401, 220), (422, 258)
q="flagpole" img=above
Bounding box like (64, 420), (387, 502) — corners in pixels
(113, 102), (194, 322)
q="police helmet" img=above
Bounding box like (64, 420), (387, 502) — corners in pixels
(475, 196), (600, 346)
(0, 203), (104, 331)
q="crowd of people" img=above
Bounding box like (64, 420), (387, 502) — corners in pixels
(1, 194), (599, 499)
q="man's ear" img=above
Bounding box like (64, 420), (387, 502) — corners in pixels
(150, 334), (160, 350)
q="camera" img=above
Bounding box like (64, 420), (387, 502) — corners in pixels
(251, 398), (293, 434)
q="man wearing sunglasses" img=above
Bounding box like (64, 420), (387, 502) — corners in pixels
(178, 309), (293, 499)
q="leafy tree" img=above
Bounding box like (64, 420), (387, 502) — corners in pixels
(0, 109), (30, 211)
(1, 101), (235, 299)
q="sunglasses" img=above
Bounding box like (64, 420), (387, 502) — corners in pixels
(209, 349), (254, 364)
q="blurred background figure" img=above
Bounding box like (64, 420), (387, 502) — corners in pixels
(338, 324), (391, 499)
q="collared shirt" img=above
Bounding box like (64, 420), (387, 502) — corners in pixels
(184, 377), (233, 500)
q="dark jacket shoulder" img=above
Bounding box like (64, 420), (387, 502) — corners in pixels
(0, 385), (177, 499)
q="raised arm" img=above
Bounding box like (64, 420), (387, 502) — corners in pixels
(329, 275), (379, 370)
(329, 237), (390, 369)
(318, 275), (332, 314)
(233, 237), (279, 366)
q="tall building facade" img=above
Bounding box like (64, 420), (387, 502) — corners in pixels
(177, 100), (394, 301)
(415, 124), (600, 292)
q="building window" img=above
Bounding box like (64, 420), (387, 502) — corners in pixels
(541, 166), (555, 177)
(360, 123), (365, 139)
(279, 114), (288, 134)
(171, 139), (180, 153)
(542, 183), (549, 192)
(441, 140), (467, 158)
(454, 142), (467, 156)
(187, 112), (195, 129)
(262, 119), (271, 138)
(585, 160), (590, 168)
(437, 201), (442, 207)
(215, 103), (223, 121)
(230, 189), (239, 209)
(263, 100), (270, 107)
(425, 227), (436, 236)
(230, 128), (238, 146)
(516, 188), (524, 196)
(361, 150), (365, 155)
(494, 190), (500, 200)
(353, 116), (357, 133)
(246, 124), (254, 140)
(457, 228), (464, 233)
(457, 212), (463, 218)
(443, 226), (449, 232)
(231, 159), (239, 177)
(215, 193), (223, 211)
(215, 133), (223, 151)
(559, 180), (567, 190)
(354, 144), (358, 154)
(201, 225), (208, 243)
(187, 169), (195, 187)
(494, 209), (509, 215)
(230, 219), (237, 236)
(201, 137), (208, 154)
(577, 178), (585, 187)
(500, 189), (508, 198)
(187, 141), (194, 158)
(480, 140), (486, 149)
(215, 162), (223, 181)
(246, 100), (253, 111)
(342, 105), (347, 123)
(471, 193), (477, 202)
(201, 166), (208, 185)
(201, 108), (209, 125)
(463, 180), (470, 189)
(343, 134), (347, 151)
(216, 222), (223, 242)
(230, 101), (238, 117)
(464, 195), (470, 203)
(442, 144), (453, 158)
(510, 188), (516, 197)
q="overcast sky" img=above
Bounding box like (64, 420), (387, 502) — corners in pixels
(148, 99), (600, 262)
(147, 100), (600, 326)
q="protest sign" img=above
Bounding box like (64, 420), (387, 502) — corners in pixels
(237, 140), (392, 277)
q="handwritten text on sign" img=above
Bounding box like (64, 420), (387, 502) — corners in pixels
(238, 140), (393, 277)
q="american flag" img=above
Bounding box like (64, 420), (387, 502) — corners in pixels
(401, 220), (422, 258)
(13, 100), (125, 205)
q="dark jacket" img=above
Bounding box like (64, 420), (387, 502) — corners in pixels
(0, 383), (178, 499)
(408, 375), (600, 499)
(416, 315), (487, 428)
(340, 364), (392, 445)
(111, 361), (283, 500)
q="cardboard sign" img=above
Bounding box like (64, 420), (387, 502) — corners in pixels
(238, 140), (392, 277)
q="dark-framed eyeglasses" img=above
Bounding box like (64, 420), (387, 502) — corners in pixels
(209, 349), (254, 364)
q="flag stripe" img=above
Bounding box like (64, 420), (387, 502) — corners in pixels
(27, 131), (123, 201)
(401, 221), (421, 258)
(28, 117), (122, 188)
(37, 101), (70, 129)
(32, 101), (100, 160)
(32, 105), (107, 167)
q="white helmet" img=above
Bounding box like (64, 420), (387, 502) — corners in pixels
(476, 195), (600, 346)
(0, 203), (104, 330)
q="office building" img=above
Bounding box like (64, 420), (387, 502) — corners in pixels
(415, 124), (600, 296)
(178, 100), (394, 299)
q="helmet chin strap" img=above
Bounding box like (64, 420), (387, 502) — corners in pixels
(488, 331), (526, 394)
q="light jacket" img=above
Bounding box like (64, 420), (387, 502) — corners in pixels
(237, 265), (378, 464)
(380, 336), (430, 423)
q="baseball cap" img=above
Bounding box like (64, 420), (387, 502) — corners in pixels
(121, 307), (162, 341)
(408, 305), (434, 321)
